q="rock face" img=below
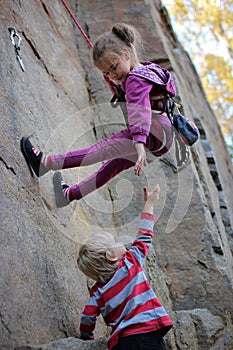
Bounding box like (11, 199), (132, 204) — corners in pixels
(0, 1), (232, 350)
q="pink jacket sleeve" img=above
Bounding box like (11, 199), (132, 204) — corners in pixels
(124, 75), (153, 144)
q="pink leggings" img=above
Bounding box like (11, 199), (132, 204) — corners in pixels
(50, 115), (172, 201)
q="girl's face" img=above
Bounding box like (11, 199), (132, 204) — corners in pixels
(96, 49), (132, 84)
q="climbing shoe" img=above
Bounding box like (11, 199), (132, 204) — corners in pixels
(53, 171), (70, 208)
(20, 137), (49, 177)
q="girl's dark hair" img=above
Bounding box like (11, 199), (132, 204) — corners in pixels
(111, 23), (135, 47)
(92, 23), (142, 65)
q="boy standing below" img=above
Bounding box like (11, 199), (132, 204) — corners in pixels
(77, 185), (172, 350)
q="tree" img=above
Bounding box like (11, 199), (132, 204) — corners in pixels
(164, 0), (233, 158)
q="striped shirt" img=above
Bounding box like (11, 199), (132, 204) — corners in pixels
(80, 212), (173, 349)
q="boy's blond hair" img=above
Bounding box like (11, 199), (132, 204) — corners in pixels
(77, 232), (120, 284)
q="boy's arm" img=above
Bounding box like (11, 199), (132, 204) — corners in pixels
(142, 186), (159, 214)
(138, 185), (160, 239)
(129, 186), (160, 265)
(80, 312), (96, 340)
(79, 290), (100, 340)
(80, 330), (94, 340)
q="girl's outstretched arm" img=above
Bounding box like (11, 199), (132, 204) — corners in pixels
(134, 142), (148, 176)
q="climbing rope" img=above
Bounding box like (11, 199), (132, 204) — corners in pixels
(60, 0), (118, 94)
(60, 0), (93, 48)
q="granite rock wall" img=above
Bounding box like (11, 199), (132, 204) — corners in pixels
(0, 1), (232, 349)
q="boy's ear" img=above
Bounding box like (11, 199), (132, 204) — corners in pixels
(105, 252), (118, 262)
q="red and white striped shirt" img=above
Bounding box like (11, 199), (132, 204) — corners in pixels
(80, 212), (173, 349)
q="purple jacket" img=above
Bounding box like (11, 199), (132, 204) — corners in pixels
(121, 62), (176, 144)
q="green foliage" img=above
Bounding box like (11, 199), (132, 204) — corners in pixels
(164, 0), (233, 159)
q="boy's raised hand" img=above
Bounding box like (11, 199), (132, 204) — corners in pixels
(143, 185), (160, 214)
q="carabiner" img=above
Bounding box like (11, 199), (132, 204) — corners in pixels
(8, 27), (25, 71)
(9, 27), (22, 49)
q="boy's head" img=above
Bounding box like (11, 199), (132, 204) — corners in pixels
(77, 232), (126, 284)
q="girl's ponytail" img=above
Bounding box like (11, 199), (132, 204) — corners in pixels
(111, 23), (135, 47)
(92, 23), (143, 65)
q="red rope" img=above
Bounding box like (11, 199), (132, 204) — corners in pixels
(60, 0), (93, 48)
(60, 0), (118, 95)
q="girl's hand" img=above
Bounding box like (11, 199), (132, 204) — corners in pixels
(103, 74), (118, 95)
(134, 142), (147, 176)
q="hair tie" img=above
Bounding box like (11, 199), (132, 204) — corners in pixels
(112, 28), (131, 46)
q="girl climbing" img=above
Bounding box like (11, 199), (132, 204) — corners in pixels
(20, 23), (176, 208)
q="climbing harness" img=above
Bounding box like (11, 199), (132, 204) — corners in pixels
(110, 87), (200, 172)
(8, 27), (25, 72)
